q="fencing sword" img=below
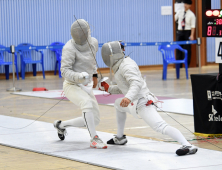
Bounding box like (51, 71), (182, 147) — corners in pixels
(74, 16), (108, 83)
(72, 18), (222, 150)
(0, 17), (108, 130)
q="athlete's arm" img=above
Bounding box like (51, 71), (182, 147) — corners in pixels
(60, 47), (82, 83)
(189, 15), (196, 40)
(122, 64), (143, 102)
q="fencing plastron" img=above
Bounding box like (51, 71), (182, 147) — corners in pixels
(128, 99), (140, 119)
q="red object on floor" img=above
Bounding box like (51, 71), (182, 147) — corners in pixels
(33, 87), (48, 91)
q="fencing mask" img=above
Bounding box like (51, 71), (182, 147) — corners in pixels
(71, 19), (90, 45)
(101, 41), (125, 68)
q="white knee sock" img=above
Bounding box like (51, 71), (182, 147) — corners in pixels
(59, 117), (85, 129)
(116, 110), (127, 138)
(83, 112), (97, 138)
(163, 126), (191, 146)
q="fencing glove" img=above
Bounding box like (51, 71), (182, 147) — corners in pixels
(78, 72), (90, 85)
(99, 81), (109, 92)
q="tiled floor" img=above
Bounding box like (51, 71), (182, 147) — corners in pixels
(0, 65), (221, 170)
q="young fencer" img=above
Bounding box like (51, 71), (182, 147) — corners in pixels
(53, 19), (107, 149)
(99, 41), (197, 155)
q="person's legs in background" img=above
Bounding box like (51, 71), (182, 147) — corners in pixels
(176, 31), (185, 68)
(182, 30), (192, 66)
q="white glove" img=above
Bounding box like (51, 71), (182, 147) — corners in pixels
(78, 72), (90, 85)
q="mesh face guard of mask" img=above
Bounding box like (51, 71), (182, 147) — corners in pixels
(101, 41), (124, 67)
(70, 19), (90, 45)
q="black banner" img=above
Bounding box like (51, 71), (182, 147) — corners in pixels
(191, 73), (222, 134)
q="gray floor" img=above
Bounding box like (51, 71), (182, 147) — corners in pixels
(1, 65), (222, 170)
(12, 90), (193, 115)
(1, 115), (222, 170)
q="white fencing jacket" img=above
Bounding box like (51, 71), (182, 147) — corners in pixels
(108, 57), (150, 102)
(61, 38), (98, 85)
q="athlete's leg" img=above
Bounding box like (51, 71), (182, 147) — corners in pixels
(138, 104), (191, 146)
(107, 98), (128, 145)
(137, 96), (197, 155)
(114, 98), (129, 138)
(58, 82), (92, 128)
(54, 82), (106, 148)
(59, 88), (100, 131)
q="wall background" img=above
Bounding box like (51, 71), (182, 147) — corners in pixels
(0, 0), (173, 73)
(1, 0), (218, 74)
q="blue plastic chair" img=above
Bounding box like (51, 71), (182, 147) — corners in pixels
(0, 45), (19, 80)
(158, 44), (188, 80)
(49, 42), (64, 78)
(17, 43), (45, 79)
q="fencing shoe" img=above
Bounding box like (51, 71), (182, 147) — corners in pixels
(176, 145), (198, 156)
(107, 135), (128, 145)
(53, 120), (67, 140)
(90, 135), (107, 149)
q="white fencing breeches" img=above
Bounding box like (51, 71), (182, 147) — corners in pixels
(59, 82), (100, 134)
(114, 96), (191, 146)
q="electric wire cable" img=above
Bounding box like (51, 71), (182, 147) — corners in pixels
(1, 93), (222, 150)
(127, 51), (133, 56)
(1, 17), (221, 151)
(153, 103), (222, 150)
(0, 97), (65, 130)
(0, 16), (104, 130)
(74, 15), (104, 79)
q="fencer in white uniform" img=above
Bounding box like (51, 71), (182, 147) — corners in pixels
(53, 19), (107, 149)
(99, 41), (197, 155)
